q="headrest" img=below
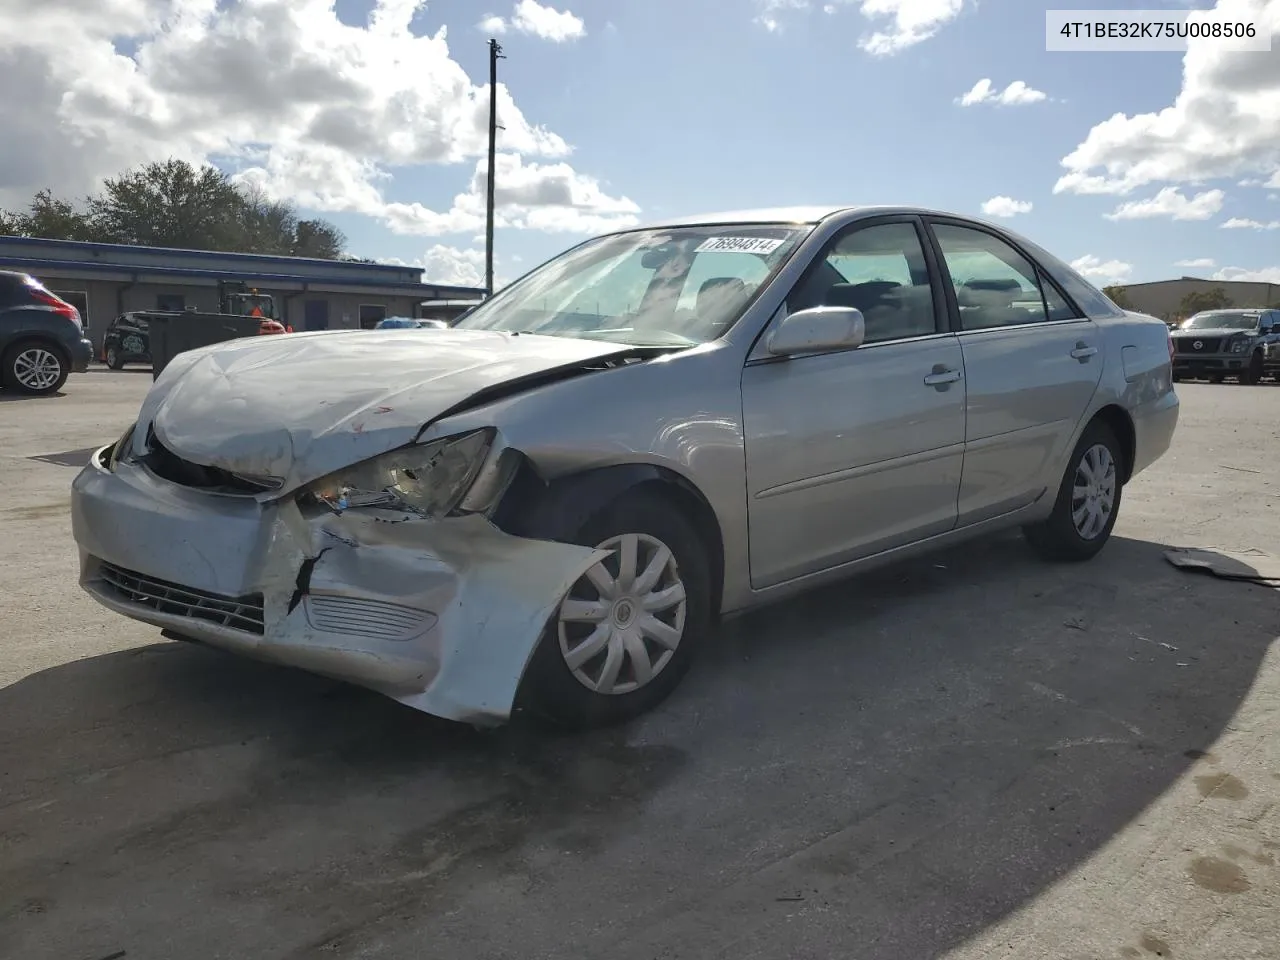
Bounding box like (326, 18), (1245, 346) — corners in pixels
(827, 281), (901, 311)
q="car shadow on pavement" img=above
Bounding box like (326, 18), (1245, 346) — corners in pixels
(0, 533), (1276, 960)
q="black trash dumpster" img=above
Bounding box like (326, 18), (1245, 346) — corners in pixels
(149, 312), (267, 380)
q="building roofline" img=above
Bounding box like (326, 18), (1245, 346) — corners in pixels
(0, 233), (416, 275)
(0, 255), (485, 299)
(1117, 277), (1278, 289)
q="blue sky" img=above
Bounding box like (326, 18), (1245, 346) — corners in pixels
(4, 0), (1279, 288)
(323, 0), (1280, 287)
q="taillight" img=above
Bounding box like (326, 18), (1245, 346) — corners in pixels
(31, 290), (82, 330)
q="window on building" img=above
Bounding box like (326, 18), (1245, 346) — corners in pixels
(359, 304), (388, 329)
(157, 294), (185, 312)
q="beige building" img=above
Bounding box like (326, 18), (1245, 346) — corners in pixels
(1114, 277), (1280, 322)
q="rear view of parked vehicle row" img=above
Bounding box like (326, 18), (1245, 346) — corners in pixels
(71, 206), (1178, 730)
(0, 270), (94, 395)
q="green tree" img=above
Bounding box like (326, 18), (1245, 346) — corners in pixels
(1102, 284), (1132, 309)
(1179, 287), (1231, 316)
(3, 158), (350, 258)
(0, 189), (103, 241)
(89, 158), (245, 249)
(292, 218), (347, 259)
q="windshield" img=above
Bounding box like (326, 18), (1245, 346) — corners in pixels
(454, 224), (811, 346)
(1181, 311), (1259, 331)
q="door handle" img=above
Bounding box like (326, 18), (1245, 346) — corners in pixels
(923, 368), (962, 387)
(1070, 343), (1098, 362)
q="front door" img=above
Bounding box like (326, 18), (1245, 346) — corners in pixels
(926, 220), (1104, 526)
(742, 218), (967, 589)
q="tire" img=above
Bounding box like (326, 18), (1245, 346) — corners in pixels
(1023, 420), (1123, 563)
(105, 346), (125, 370)
(1240, 352), (1263, 385)
(518, 489), (712, 729)
(1, 340), (69, 396)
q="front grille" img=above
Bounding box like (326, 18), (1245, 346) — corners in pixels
(98, 562), (265, 635)
(141, 428), (282, 495)
(1176, 337), (1221, 354)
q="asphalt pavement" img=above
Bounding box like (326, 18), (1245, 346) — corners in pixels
(1, 368), (1278, 960)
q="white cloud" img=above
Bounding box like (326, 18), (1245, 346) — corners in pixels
(957, 78), (1048, 106)
(1055, 0), (1280, 196)
(1268, 171), (1280, 188)
(480, 0), (585, 42)
(422, 244), (485, 286)
(1213, 265), (1280, 283)
(1221, 216), (1280, 229)
(754, 0), (966, 52)
(1175, 257), (1217, 268)
(1103, 187), (1225, 221)
(856, 0), (966, 54)
(0, 0), (627, 236)
(980, 196), (1033, 217)
(754, 0), (808, 32)
(1071, 255), (1135, 284)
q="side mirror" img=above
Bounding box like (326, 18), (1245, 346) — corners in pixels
(766, 306), (866, 357)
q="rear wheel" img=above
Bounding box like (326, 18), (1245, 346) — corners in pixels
(1, 340), (68, 396)
(519, 490), (712, 729)
(1023, 420), (1123, 563)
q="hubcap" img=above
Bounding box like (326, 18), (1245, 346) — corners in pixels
(14, 348), (62, 390)
(1071, 443), (1116, 541)
(557, 532), (688, 696)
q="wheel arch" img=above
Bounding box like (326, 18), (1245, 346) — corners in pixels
(1088, 403), (1137, 484)
(491, 459), (727, 619)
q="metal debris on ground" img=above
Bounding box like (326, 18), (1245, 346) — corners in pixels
(1164, 546), (1280, 590)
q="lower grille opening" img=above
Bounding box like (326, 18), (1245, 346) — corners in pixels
(98, 561), (265, 635)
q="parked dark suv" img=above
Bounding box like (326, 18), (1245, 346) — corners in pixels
(0, 270), (94, 395)
(1170, 308), (1280, 384)
(102, 311), (158, 369)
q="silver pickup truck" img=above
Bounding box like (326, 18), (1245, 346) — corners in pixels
(1170, 308), (1280, 384)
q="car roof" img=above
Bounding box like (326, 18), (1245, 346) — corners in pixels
(630, 204), (1015, 231)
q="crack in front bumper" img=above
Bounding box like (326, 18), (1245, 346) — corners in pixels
(70, 446), (605, 726)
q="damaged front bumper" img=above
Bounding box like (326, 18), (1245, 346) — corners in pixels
(70, 445), (605, 726)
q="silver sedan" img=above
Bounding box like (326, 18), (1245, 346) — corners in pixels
(71, 206), (1179, 728)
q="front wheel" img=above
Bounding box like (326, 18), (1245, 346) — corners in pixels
(1023, 420), (1123, 563)
(519, 490), (712, 728)
(2, 341), (68, 396)
(105, 346), (125, 370)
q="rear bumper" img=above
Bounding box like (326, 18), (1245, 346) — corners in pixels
(70, 448), (604, 725)
(70, 337), (93, 372)
(1131, 387), (1179, 479)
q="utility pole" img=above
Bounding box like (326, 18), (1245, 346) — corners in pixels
(485, 38), (505, 298)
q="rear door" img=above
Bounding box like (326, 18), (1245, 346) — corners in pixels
(924, 219), (1103, 527)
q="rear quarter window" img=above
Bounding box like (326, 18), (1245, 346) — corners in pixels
(1010, 238), (1126, 319)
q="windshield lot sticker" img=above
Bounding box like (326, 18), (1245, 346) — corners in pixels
(695, 237), (784, 255)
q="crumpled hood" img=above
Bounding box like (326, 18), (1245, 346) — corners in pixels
(139, 328), (641, 493)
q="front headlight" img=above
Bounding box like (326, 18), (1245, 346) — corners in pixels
(307, 428), (499, 518)
(1231, 338), (1249, 353)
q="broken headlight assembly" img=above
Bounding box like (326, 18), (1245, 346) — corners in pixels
(306, 428), (517, 518)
